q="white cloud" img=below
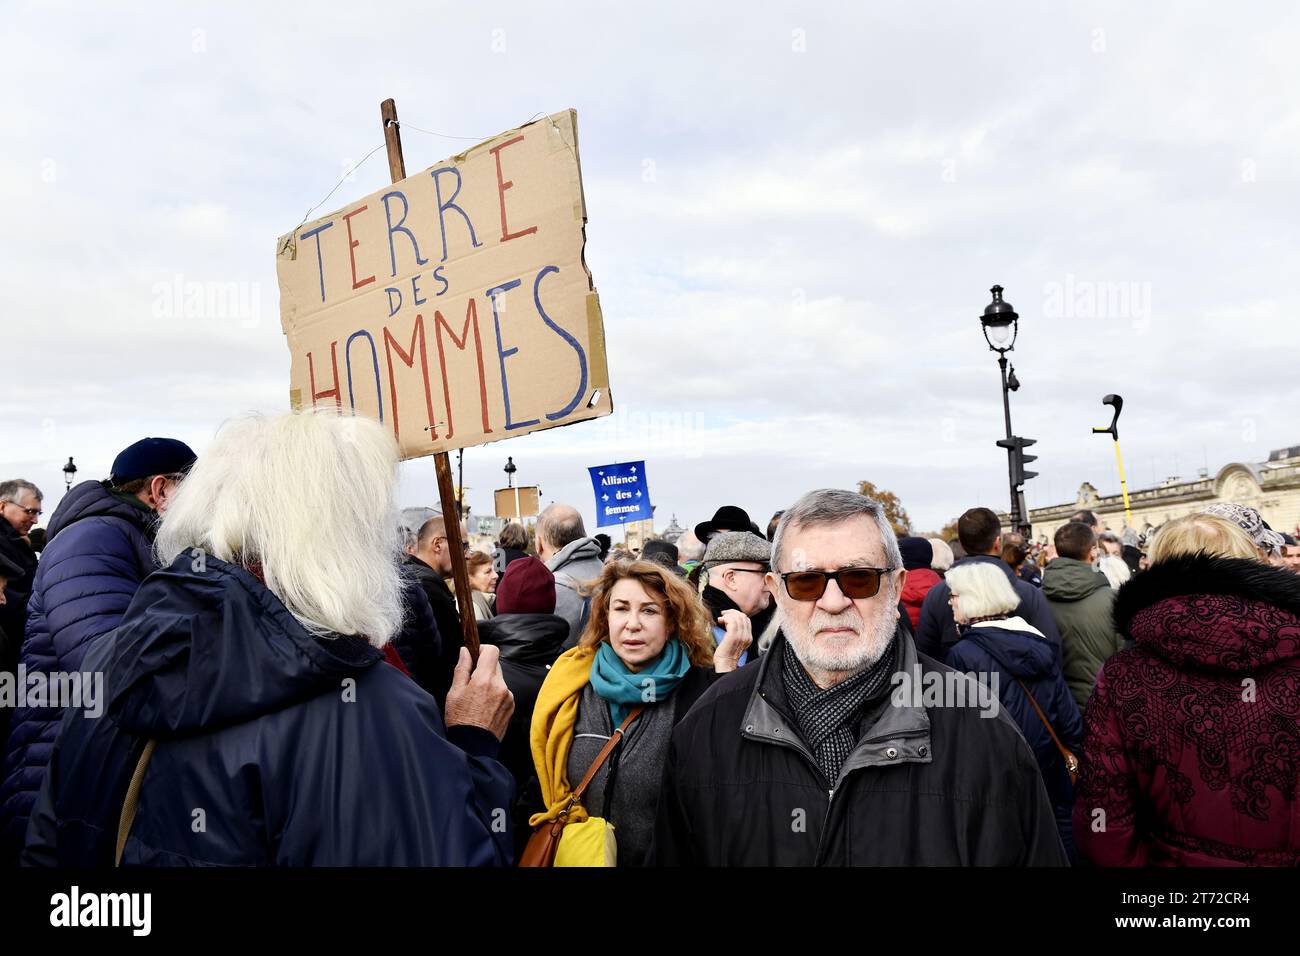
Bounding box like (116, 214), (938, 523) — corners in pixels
(4, 0), (1300, 534)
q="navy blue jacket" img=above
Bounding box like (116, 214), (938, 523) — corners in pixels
(0, 480), (156, 859)
(915, 554), (1063, 661)
(943, 619), (1083, 810)
(22, 554), (514, 866)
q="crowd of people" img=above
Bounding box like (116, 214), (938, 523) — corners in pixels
(1, 409), (1298, 866)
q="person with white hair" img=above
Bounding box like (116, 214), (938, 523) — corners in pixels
(23, 410), (516, 866)
(945, 561), (1083, 862)
(927, 537), (954, 575)
(650, 488), (1067, 865)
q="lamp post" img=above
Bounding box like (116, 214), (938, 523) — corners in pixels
(503, 456), (521, 522)
(979, 285), (1037, 535)
(62, 457), (78, 494)
(456, 448), (465, 518)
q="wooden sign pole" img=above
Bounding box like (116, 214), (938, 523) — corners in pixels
(381, 97), (480, 660)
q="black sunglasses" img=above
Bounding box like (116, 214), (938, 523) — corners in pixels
(779, 567), (895, 602)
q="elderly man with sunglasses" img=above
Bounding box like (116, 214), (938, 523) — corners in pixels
(648, 488), (1067, 866)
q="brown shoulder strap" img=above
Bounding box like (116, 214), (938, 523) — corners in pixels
(115, 738), (157, 867)
(569, 705), (646, 805)
(1013, 678), (1074, 763)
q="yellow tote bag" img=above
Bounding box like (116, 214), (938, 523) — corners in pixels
(554, 816), (618, 867)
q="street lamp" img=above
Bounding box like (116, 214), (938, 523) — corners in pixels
(503, 456), (517, 489)
(62, 457), (78, 493)
(979, 285), (1037, 535)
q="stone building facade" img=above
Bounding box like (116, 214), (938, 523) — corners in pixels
(1027, 445), (1300, 544)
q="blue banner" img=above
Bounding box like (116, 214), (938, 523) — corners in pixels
(588, 460), (653, 527)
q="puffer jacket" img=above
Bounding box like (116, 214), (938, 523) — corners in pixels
(1073, 554), (1300, 867)
(1041, 557), (1123, 710)
(0, 480), (156, 860)
(22, 553), (514, 866)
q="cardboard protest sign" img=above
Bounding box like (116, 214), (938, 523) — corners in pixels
(276, 109), (612, 457)
(588, 461), (652, 527)
(495, 485), (540, 519)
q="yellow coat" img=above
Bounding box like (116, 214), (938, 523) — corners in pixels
(528, 645), (596, 828)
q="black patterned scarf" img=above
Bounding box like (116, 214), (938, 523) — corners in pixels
(781, 634), (897, 783)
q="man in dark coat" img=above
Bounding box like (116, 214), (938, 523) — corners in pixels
(0, 551), (27, 750)
(649, 489), (1067, 866)
(404, 513), (464, 710)
(391, 579), (443, 699)
(915, 507), (1062, 662)
(0, 439), (195, 862)
(700, 532), (775, 662)
(0, 480), (43, 654)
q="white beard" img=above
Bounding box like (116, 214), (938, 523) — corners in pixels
(784, 598), (897, 677)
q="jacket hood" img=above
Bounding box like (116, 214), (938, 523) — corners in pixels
(1114, 553), (1300, 672)
(1041, 557), (1110, 603)
(547, 537), (603, 576)
(105, 554), (382, 737)
(477, 613), (569, 665)
(46, 479), (155, 544)
(964, 617), (1056, 679)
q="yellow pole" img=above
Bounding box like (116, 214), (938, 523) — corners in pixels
(1112, 438), (1134, 529)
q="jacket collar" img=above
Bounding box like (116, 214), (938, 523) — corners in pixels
(1115, 553), (1300, 636)
(970, 614), (1042, 636)
(741, 627), (932, 787)
(955, 552), (1018, 579)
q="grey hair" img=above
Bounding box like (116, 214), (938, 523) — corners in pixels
(676, 532), (705, 562)
(536, 504), (586, 551)
(0, 479), (43, 503)
(771, 488), (904, 575)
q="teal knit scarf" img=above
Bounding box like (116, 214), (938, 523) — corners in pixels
(590, 639), (691, 725)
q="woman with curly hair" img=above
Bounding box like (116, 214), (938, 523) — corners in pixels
(528, 559), (747, 866)
(1073, 513), (1300, 866)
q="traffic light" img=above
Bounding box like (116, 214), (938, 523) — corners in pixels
(996, 436), (1038, 487)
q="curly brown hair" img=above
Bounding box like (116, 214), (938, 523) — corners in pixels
(578, 559), (714, 667)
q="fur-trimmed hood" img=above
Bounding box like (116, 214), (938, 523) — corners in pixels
(1114, 554), (1300, 672)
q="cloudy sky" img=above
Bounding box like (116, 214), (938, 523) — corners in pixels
(4, 1), (1299, 535)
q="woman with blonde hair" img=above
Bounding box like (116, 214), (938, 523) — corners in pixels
(1075, 513), (1300, 866)
(528, 559), (748, 866)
